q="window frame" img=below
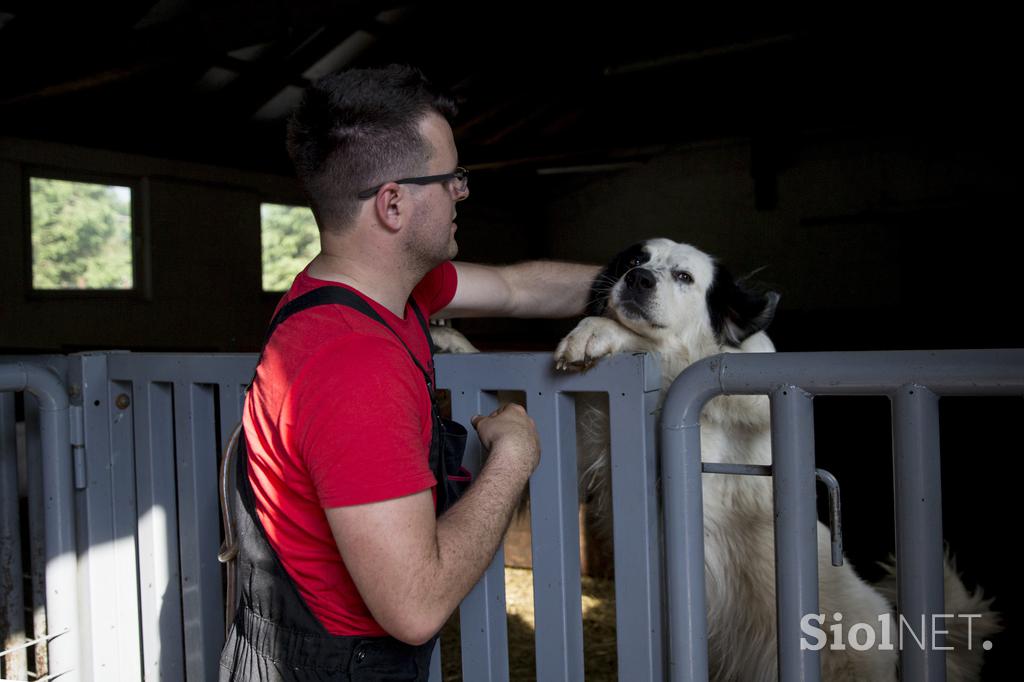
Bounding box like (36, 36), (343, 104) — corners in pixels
(23, 168), (151, 300)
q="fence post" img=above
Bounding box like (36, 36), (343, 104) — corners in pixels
(661, 357), (721, 682)
(0, 362), (80, 681)
(609, 355), (664, 682)
(892, 385), (946, 682)
(770, 386), (821, 682)
(1, 391), (28, 679)
(529, 390), (584, 681)
(451, 387), (509, 682)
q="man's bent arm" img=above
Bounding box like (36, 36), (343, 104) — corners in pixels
(437, 260), (600, 319)
(325, 404), (538, 645)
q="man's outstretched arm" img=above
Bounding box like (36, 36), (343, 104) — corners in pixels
(436, 260), (600, 319)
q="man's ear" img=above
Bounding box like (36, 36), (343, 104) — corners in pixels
(707, 265), (780, 346)
(374, 184), (403, 232)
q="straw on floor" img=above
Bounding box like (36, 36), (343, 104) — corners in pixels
(439, 567), (618, 681)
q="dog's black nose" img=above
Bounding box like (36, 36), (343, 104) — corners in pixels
(625, 268), (656, 290)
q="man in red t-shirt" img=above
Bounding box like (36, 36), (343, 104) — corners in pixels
(220, 65), (598, 680)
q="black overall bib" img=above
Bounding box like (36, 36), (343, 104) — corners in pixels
(219, 286), (469, 681)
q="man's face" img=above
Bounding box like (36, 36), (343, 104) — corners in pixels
(404, 112), (469, 268)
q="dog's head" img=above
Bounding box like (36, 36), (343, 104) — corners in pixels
(587, 238), (779, 351)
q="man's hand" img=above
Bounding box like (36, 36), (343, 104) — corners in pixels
(471, 403), (540, 476)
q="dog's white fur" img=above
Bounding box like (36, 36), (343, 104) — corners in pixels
(553, 238), (999, 682)
(428, 322), (480, 354)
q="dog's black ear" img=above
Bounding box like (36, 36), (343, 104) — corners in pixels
(586, 242), (650, 317)
(707, 266), (780, 346)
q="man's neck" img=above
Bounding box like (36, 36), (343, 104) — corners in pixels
(307, 250), (422, 318)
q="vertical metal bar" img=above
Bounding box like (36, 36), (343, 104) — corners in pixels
(892, 385), (945, 682)
(108, 379), (145, 679)
(770, 386), (821, 682)
(39, 383), (79, 681)
(0, 391), (27, 679)
(217, 382), (246, 626)
(0, 363), (81, 680)
(451, 388), (509, 682)
(529, 391), (584, 681)
(73, 354), (145, 680)
(216, 382), (245, 449)
(71, 356), (104, 679)
(133, 381), (184, 681)
(173, 382), (223, 681)
(609, 373), (664, 682)
(24, 395), (48, 679)
(661, 421), (710, 682)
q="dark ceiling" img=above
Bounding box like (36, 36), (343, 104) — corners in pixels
(1, 2), (1020, 177)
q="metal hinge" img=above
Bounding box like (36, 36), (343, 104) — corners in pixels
(69, 404), (86, 490)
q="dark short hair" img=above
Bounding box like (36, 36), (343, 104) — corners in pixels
(286, 65), (458, 231)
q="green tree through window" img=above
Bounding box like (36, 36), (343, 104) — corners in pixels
(30, 178), (133, 290)
(261, 203), (319, 291)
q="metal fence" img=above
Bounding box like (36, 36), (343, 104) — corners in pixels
(660, 349), (1024, 682)
(1, 356), (74, 682)
(434, 352), (663, 681)
(1, 352), (256, 681)
(0, 350), (661, 681)
(2, 349), (1020, 681)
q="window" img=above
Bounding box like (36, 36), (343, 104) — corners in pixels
(29, 177), (135, 290)
(260, 203), (319, 291)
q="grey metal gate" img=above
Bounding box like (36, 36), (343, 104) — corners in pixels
(1, 352), (256, 682)
(3, 348), (1020, 681)
(1, 350), (661, 682)
(434, 352), (663, 682)
(661, 349), (1024, 682)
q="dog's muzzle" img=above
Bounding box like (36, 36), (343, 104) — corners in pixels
(614, 268), (660, 325)
(622, 267), (656, 301)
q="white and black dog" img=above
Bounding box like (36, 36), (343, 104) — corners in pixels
(552, 238), (999, 681)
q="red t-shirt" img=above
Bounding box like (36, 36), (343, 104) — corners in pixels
(243, 261), (458, 636)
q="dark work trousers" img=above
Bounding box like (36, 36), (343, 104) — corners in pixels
(217, 437), (437, 681)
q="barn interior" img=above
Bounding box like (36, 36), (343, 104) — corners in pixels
(0, 3), (1019, 679)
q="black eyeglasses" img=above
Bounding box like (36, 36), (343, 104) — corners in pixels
(357, 167), (469, 199)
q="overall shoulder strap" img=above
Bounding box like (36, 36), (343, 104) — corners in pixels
(257, 286), (435, 389)
(262, 286), (386, 350)
(407, 297), (436, 360)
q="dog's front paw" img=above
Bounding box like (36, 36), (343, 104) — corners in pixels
(430, 325), (479, 353)
(554, 317), (628, 371)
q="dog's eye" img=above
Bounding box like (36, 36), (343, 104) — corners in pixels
(673, 270), (694, 284)
(629, 256), (643, 267)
